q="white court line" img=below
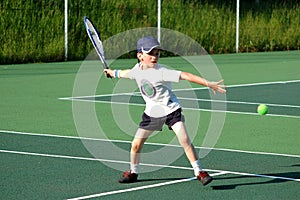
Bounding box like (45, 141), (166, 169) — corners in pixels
(177, 96), (300, 108)
(1, 129), (300, 158)
(1, 149), (299, 183)
(60, 97), (300, 119)
(59, 79), (300, 119)
(67, 173), (224, 200)
(59, 79), (300, 99)
(224, 79), (300, 88)
(172, 79), (300, 90)
(67, 177), (198, 200)
(62, 93), (300, 109)
(1, 149), (299, 200)
(67, 172), (228, 200)
(60, 79), (300, 100)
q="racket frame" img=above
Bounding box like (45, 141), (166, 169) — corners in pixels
(84, 16), (111, 78)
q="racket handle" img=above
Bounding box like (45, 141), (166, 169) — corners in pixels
(104, 68), (113, 79)
(106, 73), (113, 79)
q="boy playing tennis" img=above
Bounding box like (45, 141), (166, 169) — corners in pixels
(104, 36), (226, 186)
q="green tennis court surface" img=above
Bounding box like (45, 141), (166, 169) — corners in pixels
(1, 131), (299, 199)
(1, 51), (300, 199)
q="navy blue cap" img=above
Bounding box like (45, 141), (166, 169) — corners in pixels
(137, 36), (160, 53)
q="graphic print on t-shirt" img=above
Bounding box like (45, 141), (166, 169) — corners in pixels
(140, 79), (156, 98)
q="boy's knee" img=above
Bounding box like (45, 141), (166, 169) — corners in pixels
(131, 142), (143, 153)
(180, 137), (193, 149)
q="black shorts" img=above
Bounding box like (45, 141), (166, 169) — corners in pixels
(139, 108), (185, 131)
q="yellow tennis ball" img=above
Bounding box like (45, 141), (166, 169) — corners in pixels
(257, 104), (268, 115)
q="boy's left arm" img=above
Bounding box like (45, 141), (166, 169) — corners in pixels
(180, 72), (226, 94)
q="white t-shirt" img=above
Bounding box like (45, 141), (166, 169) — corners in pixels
(128, 63), (182, 118)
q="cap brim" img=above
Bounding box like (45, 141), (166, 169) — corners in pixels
(141, 45), (161, 53)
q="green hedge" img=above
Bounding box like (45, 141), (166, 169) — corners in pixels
(0, 0), (299, 64)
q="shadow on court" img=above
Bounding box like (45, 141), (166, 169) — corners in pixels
(212, 171), (300, 190)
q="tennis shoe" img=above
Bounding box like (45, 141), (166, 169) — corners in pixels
(118, 171), (138, 183)
(197, 171), (213, 186)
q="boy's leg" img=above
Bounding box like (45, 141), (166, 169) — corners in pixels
(119, 128), (153, 183)
(130, 128), (154, 173)
(171, 121), (213, 185)
(171, 121), (198, 164)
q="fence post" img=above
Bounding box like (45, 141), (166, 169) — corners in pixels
(158, 0), (161, 43)
(236, 0), (240, 53)
(64, 0), (68, 61)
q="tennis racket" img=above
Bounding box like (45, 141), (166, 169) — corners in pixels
(84, 16), (111, 78)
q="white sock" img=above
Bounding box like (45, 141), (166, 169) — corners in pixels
(130, 164), (139, 174)
(191, 160), (202, 176)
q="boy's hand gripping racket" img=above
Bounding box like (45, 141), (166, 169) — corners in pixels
(84, 16), (112, 78)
